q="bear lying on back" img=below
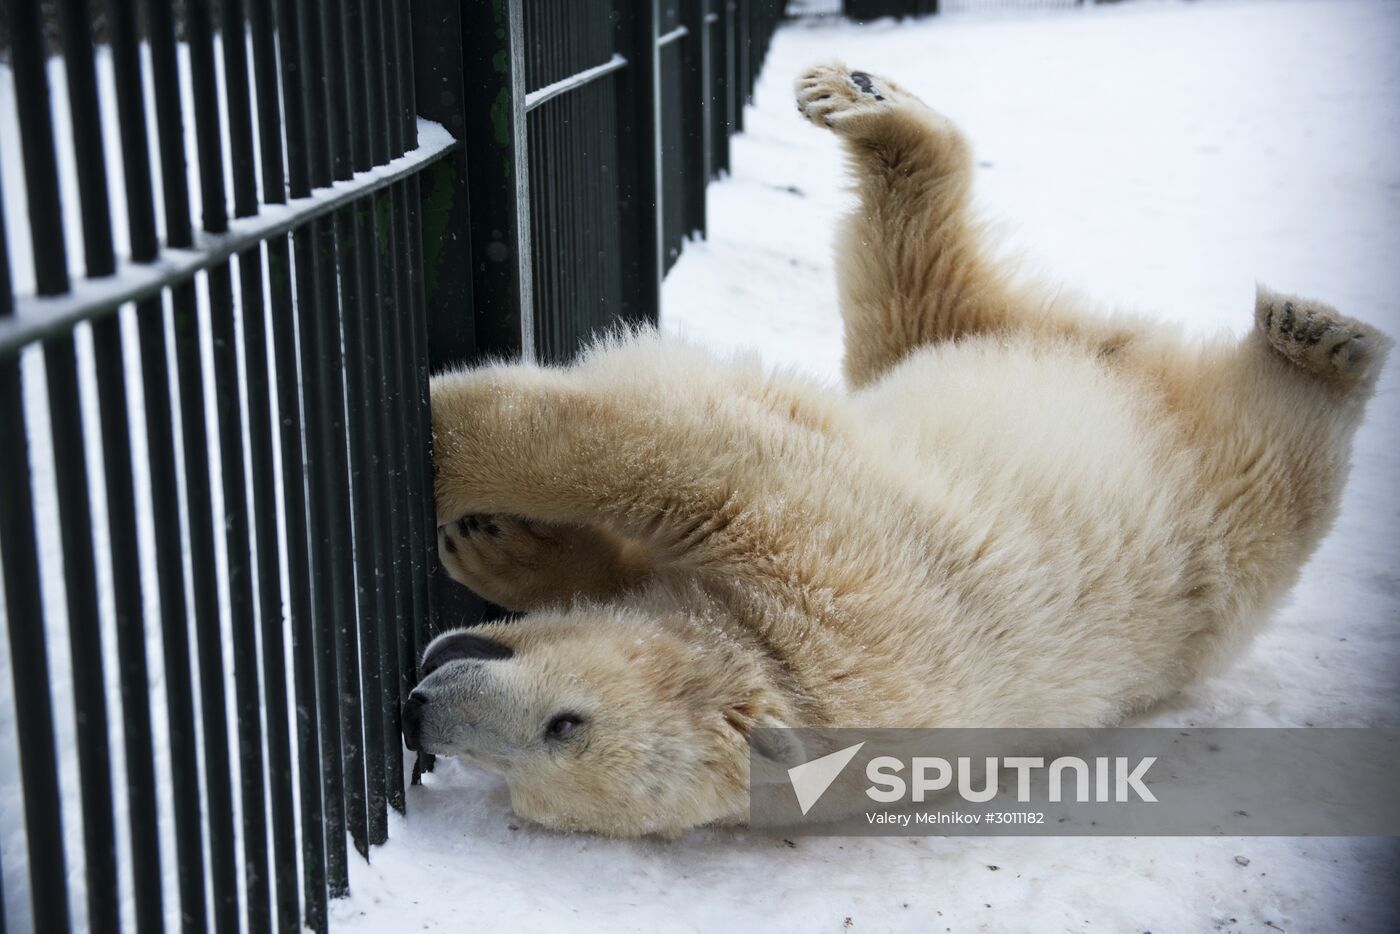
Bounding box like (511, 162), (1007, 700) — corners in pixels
(406, 65), (1391, 837)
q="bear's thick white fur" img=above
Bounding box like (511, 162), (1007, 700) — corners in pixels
(416, 65), (1391, 837)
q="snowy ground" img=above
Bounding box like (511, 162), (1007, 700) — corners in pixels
(335, 1), (1400, 932)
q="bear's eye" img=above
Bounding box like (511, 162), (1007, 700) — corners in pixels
(545, 713), (584, 740)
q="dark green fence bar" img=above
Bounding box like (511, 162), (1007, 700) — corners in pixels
(172, 3), (244, 929)
(300, 0), (356, 895)
(269, 0), (333, 926)
(104, 6), (172, 934)
(343, 0), (391, 851)
(54, 0), (124, 929)
(0, 9), (74, 917)
(245, 0), (303, 928)
(392, 0), (425, 814)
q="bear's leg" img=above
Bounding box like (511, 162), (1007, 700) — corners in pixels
(1162, 287), (1391, 668)
(437, 515), (653, 612)
(432, 362), (793, 581)
(796, 64), (1026, 388)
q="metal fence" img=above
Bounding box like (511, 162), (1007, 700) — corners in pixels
(0, 0), (784, 932)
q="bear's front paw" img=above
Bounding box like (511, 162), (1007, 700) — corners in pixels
(439, 514), (552, 604)
(438, 514), (638, 612)
(796, 64), (904, 132)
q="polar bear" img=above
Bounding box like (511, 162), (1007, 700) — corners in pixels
(407, 65), (1390, 837)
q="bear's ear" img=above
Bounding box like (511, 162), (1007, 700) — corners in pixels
(733, 711), (812, 784)
(749, 717), (808, 772)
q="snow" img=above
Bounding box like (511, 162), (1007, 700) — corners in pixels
(334, 1), (1400, 932)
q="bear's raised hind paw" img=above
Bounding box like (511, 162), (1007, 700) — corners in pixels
(796, 64), (904, 131)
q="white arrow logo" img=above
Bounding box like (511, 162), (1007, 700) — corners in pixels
(787, 742), (865, 815)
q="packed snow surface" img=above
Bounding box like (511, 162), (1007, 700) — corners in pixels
(335, 1), (1400, 931)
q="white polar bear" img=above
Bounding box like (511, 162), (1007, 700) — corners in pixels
(408, 65), (1391, 837)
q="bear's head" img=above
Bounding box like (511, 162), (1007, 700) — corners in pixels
(402, 608), (796, 837)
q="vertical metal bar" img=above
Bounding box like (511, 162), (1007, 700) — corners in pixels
(171, 270), (242, 934)
(615, 0), (663, 325)
(250, 0), (289, 203)
(410, 1), (480, 369)
(332, 198), (384, 853)
(323, 1), (355, 182)
(372, 177), (415, 722)
(58, 0), (115, 277)
(384, 0), (406, 160)
(90, 310), (164, 934)
(317, 0), (374, 865)
(182, 3), (253, 930)
(383, 0), (420, 812)
(361, 0), (404, 812)
(399, 170), (432, 797)
(235, 243), (295, 934)
(273, 0), (332, 925)
(222, 0), (260, 219)
(343, 0), (391, 850)
(41, 335), (120, 934)
(0, 177), (72, 934)
(8, 0), (69, 295)
(414, 0), (490, 659)
(0, 136), (9, 313)
(549, 0), (562, 353)
(733, 0), (747, 132)
(364, 0), (390, 171)
(212, 3), (281, 931)
(370, 187), (417, 771)
(364, 0), (411, 767)
(136, 11), (210, 934)
(186, 0), (229, 233)
(109, 0), (159, 259)
(392, 0), (426, 810)
(403, 0), (445, 795)
(138, 289), (209, 934)
(269, 230), (328, 934)
(0, 372), (72, 934)
(296, 0), (354, 897)
(390, 178), (431, 730)
(548, 7), (566, 358)
(331, 201), (378, 856)
(722, 0), (737, 153)
(682, 0), (712, 238)
(462, 0), (534, 356)
(51, 4), (126, 931)
(709, 4), (726, 179)
(305, 210), (359, 884)
(147, 0), (195, 248)
(244, 2), (302, 924)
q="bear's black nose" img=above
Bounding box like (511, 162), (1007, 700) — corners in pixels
(402, 692), (427, 751)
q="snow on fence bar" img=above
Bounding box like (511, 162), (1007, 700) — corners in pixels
(0, 0), (784, 932)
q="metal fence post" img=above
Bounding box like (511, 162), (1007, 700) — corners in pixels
(413, 0), (491, 678)
(616, 0), (663, 324)
(413, 0), (479, 371)
(681, 0), (712, 238)
(461, 0), (535, 358)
